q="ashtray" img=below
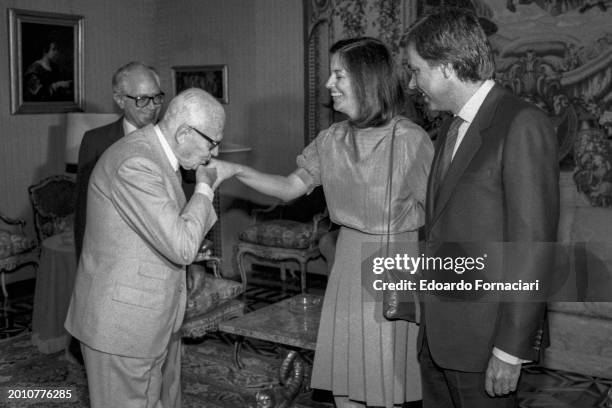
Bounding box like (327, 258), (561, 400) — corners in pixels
(289, 294), (322, 312)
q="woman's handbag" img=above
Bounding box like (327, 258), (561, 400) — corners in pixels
(381, 119), (420, 323)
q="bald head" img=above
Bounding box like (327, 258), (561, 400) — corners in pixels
(161, 88), (225, 136)
(159, 88), (226, 170)
(112, 62), (160, 95)
(112, 61), (163, 128)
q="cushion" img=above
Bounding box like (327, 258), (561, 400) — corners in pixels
(39, 214), (74, 240)
(185, 272), (244, 319)
(0, 229), (37, 258)
(52, 214), (74, 235)
(240, 220), (315, 249)
(182, 299), (245, 338)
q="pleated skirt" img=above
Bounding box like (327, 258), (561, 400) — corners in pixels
(311, 226), (421, 406)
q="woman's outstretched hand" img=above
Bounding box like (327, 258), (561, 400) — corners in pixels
(205, 158), (239, 190)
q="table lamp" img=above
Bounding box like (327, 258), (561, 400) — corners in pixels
(65, 112), (120, 173)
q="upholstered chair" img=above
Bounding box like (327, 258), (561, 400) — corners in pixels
(28, 175), (76, 243)
(0, 212), (38, 315)
(236, 187), (330, 293)
(181, 240), (247, 338)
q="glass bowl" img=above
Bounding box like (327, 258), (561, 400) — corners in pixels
(289, 294), (322, 312)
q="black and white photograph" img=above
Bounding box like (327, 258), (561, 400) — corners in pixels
(1, 1), (611, 407)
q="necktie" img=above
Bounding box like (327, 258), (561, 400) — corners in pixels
(437, 115), (464, 186)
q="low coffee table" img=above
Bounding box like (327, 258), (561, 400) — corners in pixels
(219, 294), (330, 407)
(219, 294), (322, 355)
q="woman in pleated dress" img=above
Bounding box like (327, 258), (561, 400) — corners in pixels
(210, 37), (433, 407)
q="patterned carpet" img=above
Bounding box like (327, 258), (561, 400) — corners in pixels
(1, 270), (612, 407)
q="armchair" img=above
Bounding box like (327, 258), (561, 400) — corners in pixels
(28, 175), (76, 243)
(236, 187), (330, 293)
(0, 212), (38, 315)
(181, 240), (247, 338)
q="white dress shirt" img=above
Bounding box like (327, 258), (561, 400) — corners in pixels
(122, 118), (138, 136)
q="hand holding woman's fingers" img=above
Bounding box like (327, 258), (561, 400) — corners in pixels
(195, 165), (217, 187)
(205, 159), (238, 188)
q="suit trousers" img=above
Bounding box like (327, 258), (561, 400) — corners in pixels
(81, 332), (182, 408)
(418, 333), (516, 408)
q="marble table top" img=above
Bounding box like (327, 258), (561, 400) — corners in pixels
(218, 294), (322, 350)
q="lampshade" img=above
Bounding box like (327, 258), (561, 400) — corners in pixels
(65, 112), (120, 173)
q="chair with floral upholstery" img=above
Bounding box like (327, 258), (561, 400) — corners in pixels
(236, 187), (330, 293)
(0, 212), (38, 316)
(28, 175), (76, 243)
(181, 240), (247, 338)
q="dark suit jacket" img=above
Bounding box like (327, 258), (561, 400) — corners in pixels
(421, 84), (560, 372)
(74, 118), (124, 261)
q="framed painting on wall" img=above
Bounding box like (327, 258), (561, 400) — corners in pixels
(8, 9), (84, 114)
(172, 65), (229, 104)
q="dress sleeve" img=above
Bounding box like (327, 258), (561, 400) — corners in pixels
(395, 119), (434, 206)
(294, 129), (327, 194)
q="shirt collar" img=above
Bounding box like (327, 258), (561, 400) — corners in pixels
(122, 118), (138, 136)
(153, 125), (179, 172)
(457, 79), (495, 123)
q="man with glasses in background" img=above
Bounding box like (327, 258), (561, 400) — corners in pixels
(74, 61), (164, 262)
(71, 61), (165, 365)
(66, 88), (224, 408)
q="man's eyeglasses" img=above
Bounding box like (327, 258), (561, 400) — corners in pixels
(189, 126), (221, 149)
(124, 92), (165, 108)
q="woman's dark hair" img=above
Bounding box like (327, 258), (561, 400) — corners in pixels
(406, 7), (494, 82)
(330, 37), (405, 128)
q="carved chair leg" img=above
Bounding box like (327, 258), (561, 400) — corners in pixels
(299, 260), (307, 293)
(1, 271), (8, 298)
(605, 386), (612, 408)
(237, 249), (249, 293)
(233, 335), (244, 370)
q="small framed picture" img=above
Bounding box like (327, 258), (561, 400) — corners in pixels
(8, 9), (84, 114)
(172, 65), (229, 104)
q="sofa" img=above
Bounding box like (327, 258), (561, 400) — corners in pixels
(542, 171), (612, 379)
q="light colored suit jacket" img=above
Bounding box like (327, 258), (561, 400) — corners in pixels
(65, 124), (216, 358)
(421, 84), (559, 372)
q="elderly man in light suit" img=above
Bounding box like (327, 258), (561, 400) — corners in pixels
(65, 88), (224, 408)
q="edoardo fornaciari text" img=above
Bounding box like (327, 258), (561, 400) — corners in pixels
(372, 279), (540, 292)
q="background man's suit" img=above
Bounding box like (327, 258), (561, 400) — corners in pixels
(421, 84), (559, 373)
(74, 118), (124, 260)
(65, 124), (216, 407)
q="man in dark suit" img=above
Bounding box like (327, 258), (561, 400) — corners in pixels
(74, 61), (164, 260)
(405, 8), (559, 408)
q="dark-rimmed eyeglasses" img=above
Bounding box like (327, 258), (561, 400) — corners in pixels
(189, 126), (221, 149)
(124, 92), (165, 108)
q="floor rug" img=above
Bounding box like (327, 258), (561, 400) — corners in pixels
(0, 333), (329, 408)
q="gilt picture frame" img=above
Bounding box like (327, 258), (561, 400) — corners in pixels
(8, 8), (84, 114)
(172, 65), (229, 104)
